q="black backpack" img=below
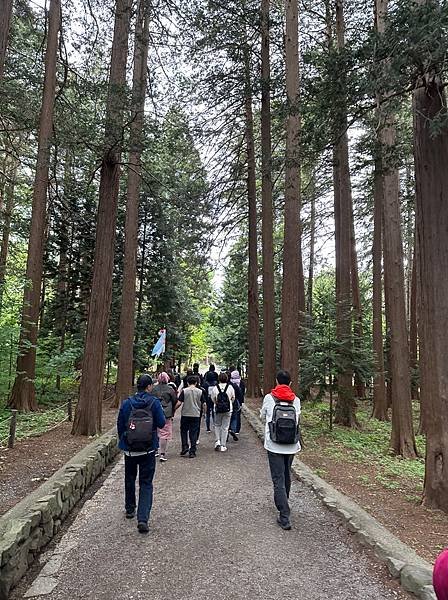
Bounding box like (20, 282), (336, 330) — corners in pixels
(269, 400), (299, 445)
(215, 384), (231, 413)
(126, 398), (155, 452)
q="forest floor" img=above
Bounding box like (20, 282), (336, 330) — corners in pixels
(247, 397), (447, 564)
(0, 401), (117, 517)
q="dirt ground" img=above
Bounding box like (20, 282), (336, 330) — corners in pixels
(0, 407), (117, 517)
(246, 397), (447, 564)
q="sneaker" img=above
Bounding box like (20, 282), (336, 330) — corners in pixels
(125, 510), (135, 519)
(196, 440), (200, 445)
(137, 521), (149, 534)
(214, 441), (221, 451)
(206, 429), (211, 433)
(180, 448), (189, 456)
(277, 516), (292, 531)
(155, 451), (160, 458)
(230, 431), (239, 441)
(189, 452), (196, 458)
(159, 454), (167, 462)
(220, 446), (227, 452)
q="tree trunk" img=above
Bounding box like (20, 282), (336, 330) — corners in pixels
(376, 0), (417, 457)
(8, 0), (61, 412)
(280, 0), (305, 389)
(307, 179), (315, 318)
(244, 43), (260, 399)
(333, 0), (356, 427)
(73, 0), (132, 435)
(115, 0), (150, 407)
(413, 72), (448, 510)
(0, 0), (13, 80)
(409, 229), (418, 400)
(0, 162), (16, 312)
(372, 156), (388, 420)
(260, 0), (276, 395)
(350, 197), (365, 398)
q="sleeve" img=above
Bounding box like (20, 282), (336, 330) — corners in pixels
(153, 399), (166, 429)
(233, 384), (242, 403)
(260, 395), (269, 421)
(240, 381), (246, 401)
(178, 391), (185, 403)
(210, 387), (217, 403)
(228, 386), (235, 402)
(295, 397), (301, 417)
(178, 381), (184, 393)
(117, 401), (128, 438)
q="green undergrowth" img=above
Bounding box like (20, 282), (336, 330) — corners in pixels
(0, 388), (77, 446)
(301, 400), (426, 495)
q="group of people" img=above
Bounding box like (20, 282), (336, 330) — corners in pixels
(117, 363), (248, 533)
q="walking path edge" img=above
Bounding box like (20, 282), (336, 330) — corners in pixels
(241, 404), (436, 600)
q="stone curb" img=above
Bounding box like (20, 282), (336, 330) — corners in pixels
(0, 426), (119, 600)
(242, 404), (436, 600)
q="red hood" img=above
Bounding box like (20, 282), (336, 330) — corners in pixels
(271, 384), (295, 402)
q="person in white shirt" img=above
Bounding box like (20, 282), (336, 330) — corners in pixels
(260, 370), (301, 530)
(210, 371), (235, 452)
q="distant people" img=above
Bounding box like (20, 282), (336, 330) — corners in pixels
(204, 363), (219, 432)
(210, 371), (235, 452)
(117, 374), (166, 534)
(151, 372), (180, 462)
(178, 375), (206, 458)
(193, 362), (204, 387)
(260, 370), (301, 531)
(228, 369), (245, 441)
(178, 368), (194, 393)
(434, 548), (448, 600)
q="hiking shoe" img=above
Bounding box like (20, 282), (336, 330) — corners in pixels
(180, 448), (189, 456)
(159, 454), (167, 462)
(214, 441), (221, 451)
(230, 431), (239, 441)
(220, 446), (228, 452)
(125, 510), (135, 519)
(277, 517), (292, 531)
(137, 521), (149, 534)
(189, 452), (196, 458)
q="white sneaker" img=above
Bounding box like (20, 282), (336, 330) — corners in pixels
(220, 446), (227, 452)
(214, 441), (221, 451)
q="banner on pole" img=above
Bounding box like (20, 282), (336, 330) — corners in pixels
(151, 328), (166, 358)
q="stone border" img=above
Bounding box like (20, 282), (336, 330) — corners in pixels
(0, 426), (119, 600)
(242, 405), (436, 600)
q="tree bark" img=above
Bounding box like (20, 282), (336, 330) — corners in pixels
(376, 0), (417, 457)
(350, 197), (365, 398)
(0, 162), (16, 312)
(115, 0), (150, 406)
(0, 0), (13, 80)
(8, 0), (61, 412)
(260, 0), (276, 395)
(413, 73), (448, 510)
(73, 0), (132, 435)
(280, 0), (305, 389)
(372, 156), (388, 420)
(244, 42), (261, 399)
(409, 229), (418, 400)
(333, 0), (356, 426)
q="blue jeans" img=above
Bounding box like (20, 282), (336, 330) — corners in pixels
(124, 452), (156, 523)
(230, 409), (241, 433)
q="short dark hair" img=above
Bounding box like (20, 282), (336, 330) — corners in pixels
(187, 375), (198, 386)
(137, 373), (153, 391)
(193, 362), (199, 371)
(276, 370), (291, 385)
(186, 369), (193, 376)
(209, 364), (215, 371)
(218, 372), (228, 383)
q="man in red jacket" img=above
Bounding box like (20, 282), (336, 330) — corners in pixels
(260, 370), (301, 530)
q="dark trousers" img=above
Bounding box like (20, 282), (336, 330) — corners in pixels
(180, 416), (200, 454)
(205, 399), (215, 431)
(267, 451), (294, 522)
(230, 409), (241, 433)
(124, 452), (156, 523)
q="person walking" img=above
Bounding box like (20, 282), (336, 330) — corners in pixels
(260, 370), (301, 531)
(193, 362), (204, 387)
(203, 363), (218, 432)
(178, 375), (206, 458)
(228, 369), (245, 441)
(151, 372), (180, 463)
(117, 374), (166, 534)
(210, 371), (235, 452)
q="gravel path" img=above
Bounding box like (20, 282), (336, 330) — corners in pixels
(19, 416), (410, 600)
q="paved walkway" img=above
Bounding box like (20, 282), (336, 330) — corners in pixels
(18, 417), (409, 600)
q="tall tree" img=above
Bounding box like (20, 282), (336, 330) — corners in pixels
(244, 41), (260, 398)
(73, 0), (132, 435)
(413, 0), (448, 510)
(376, 0), (416, 457)
(333, 0), (356, 426)
(0, 161), (16, 312)
(115, 0), (150, 405)
(0, 0), (13, 80)
(8, 0), (61, 411)
(280, 0), (305, 387)
(260, 0), (276, 394)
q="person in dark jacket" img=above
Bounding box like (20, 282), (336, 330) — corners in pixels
(151, 372), (180, 462)
(117, 374), (165, 533)
(203, 364), (218, 432)
(228, 370), (245, 441)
